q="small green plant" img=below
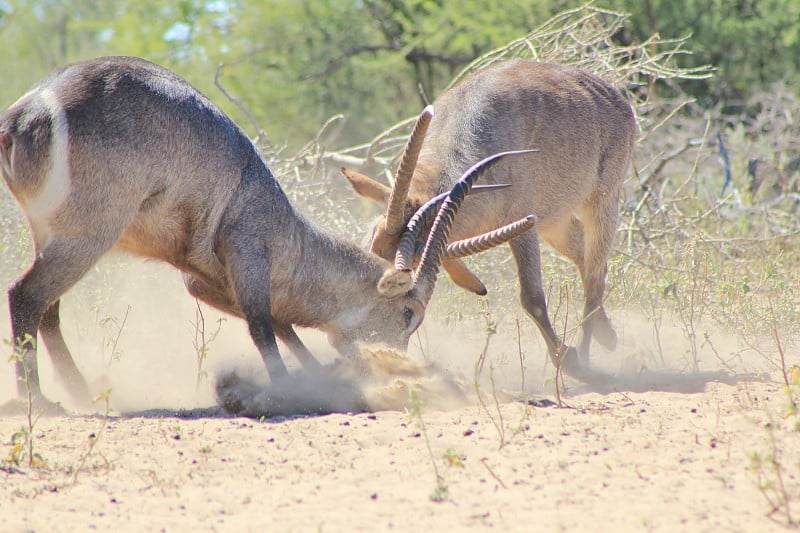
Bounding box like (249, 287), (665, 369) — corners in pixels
(443, 448), (465, 469)
(70, 388), (112, 484)
(407, 388), (448, 502)
(472, 307), (536, 448)
(548, 284), (577, 408)
(5, 335), (46, 470)
(785, 365), (800, 420)
(669, 236), (713, 372)
(510, 318), (534, 438)
(429, 484), (449, 503)
(191, 299), (225, 389)
(750, 426), (797, 527)
(98, 305), (131, 365)
(748, 363), (800, 528)
(7, 426), (45, 469)
(472, 304), (508, 448)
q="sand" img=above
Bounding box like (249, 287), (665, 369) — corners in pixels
(0, 262), (798, 532)
(2, 348), (798, 532)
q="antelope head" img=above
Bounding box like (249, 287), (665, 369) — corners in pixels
(342, 107), (497, 297)
(330, 149), (537, 355)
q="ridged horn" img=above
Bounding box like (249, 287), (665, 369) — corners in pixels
(384, 106), (434, 236)
(411, 149), (537, 305)
(394, 184), (511, 271)
(445, 215), (537, 258)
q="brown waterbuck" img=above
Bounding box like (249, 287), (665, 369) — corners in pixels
(0, 56), (536, 409)
(342, 59), (637, 380)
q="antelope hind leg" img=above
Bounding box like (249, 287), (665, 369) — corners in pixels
(8, 234), (114, 408)
(39, 301), (92, 408)
(579, 191), (621, 357)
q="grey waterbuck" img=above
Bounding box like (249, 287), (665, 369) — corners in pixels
(0, 56), (538, 409)
(342, 59), (637, 380)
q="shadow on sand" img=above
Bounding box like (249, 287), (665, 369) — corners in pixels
(1, 352), (769, 421)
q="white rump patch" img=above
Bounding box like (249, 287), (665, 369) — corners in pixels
(24, 87), (72, 243)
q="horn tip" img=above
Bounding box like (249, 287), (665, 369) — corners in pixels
(506, 148), (538, 157)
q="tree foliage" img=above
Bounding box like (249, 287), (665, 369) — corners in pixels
(607, 0), (800, 107)
(0, 1), (797, 147)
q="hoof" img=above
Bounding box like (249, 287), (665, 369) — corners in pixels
(215, 371), (255, 415)
(593, 315), (618, 351)
(554, 346), (614, 387)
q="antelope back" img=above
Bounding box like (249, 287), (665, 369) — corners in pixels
(420, 60), (635, 238)
(346, 59), (636, 252)
(0, 56), (283, 279)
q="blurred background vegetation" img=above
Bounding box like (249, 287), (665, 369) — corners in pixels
(1, 0), (798, 148)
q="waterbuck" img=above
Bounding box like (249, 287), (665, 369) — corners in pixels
(342, 60), (637, 380)
(0, 56), (536, 409)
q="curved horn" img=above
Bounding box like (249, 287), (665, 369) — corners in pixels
(384, 106), (434, 236)
(411, 149), (538, 305)
(394, 191), (446, 272)
(394, 184), (512, 271)
(445, 215), (537, 258)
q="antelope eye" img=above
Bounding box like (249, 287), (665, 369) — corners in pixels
(403, 306), (414, 326)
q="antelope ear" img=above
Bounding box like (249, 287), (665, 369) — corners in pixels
(341, 167), (391, 205)
(442, 258), (487, 296)
(377, 269), (413, 297)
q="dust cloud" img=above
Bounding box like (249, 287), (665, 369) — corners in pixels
(0, 255), (775, 417)
(214, 309), (772, 418)
(216, 347), (470, 418)
(0, 257), (250, 412)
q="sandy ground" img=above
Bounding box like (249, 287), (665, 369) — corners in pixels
(0, 379), (797, 532)
(0, 262), (798, 532)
